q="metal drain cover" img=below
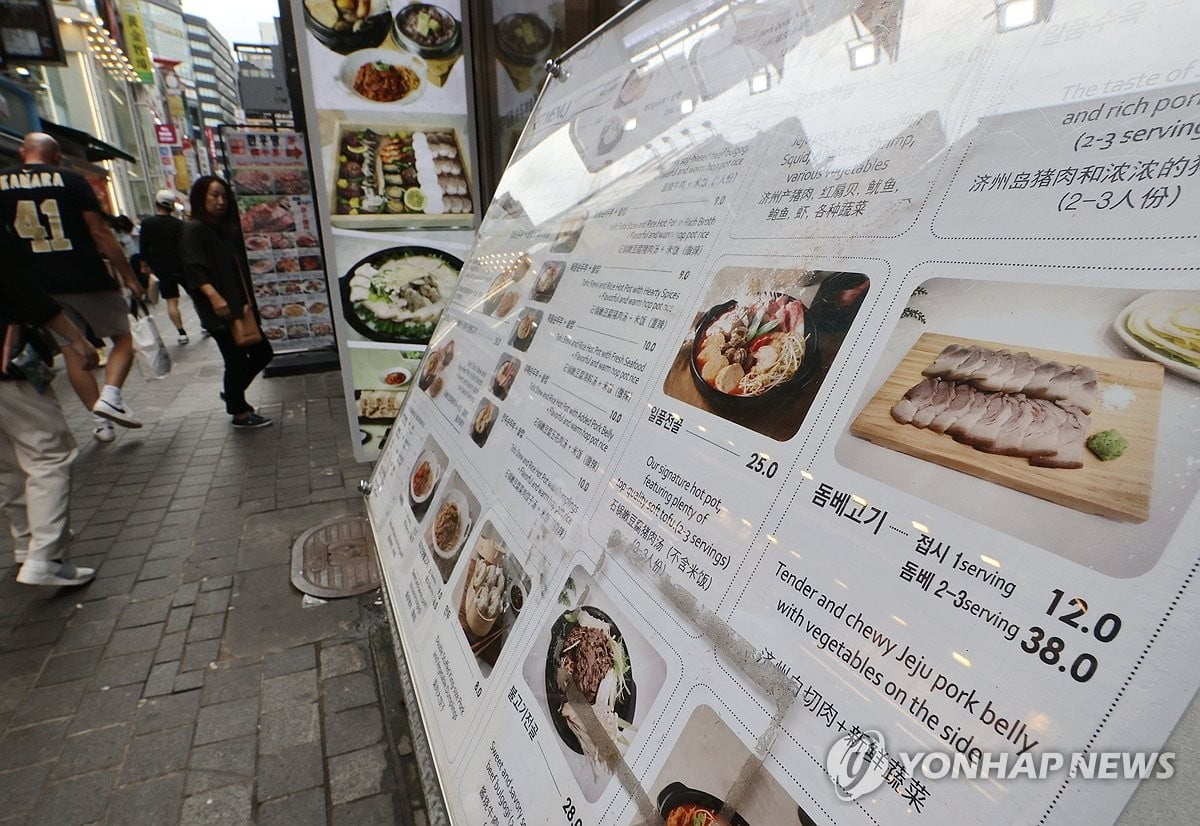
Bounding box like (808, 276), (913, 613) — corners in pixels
(290, 516), (379, 598)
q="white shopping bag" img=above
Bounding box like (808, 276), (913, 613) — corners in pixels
(129, 301), (171, 380)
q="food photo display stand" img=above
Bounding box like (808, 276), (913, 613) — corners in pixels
(349, 0), (1200, 823)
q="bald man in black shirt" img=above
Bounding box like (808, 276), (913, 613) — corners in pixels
(0, 133), (145, 442)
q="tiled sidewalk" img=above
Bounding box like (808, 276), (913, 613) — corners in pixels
(0, 303), (428, 824)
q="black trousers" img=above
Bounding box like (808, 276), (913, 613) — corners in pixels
(210, 329), (273, 416)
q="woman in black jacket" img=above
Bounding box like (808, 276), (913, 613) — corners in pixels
(181, 176), (273, 428)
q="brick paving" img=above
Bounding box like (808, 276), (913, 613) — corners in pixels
(0, 303), (431, 825)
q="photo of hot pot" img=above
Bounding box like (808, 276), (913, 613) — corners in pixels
(690, 293), (820, 407)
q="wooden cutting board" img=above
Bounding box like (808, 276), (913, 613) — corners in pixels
(849, 333), (1164, 522)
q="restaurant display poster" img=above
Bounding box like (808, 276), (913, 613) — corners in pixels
(364, 1), (1200, 824)
(290, 0), (479, 460)
(489, 0), (565, 168)
(225, 129), (336, 352)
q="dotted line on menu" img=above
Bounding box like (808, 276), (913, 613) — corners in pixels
(1037, 551), (1200, 825)
(596, 565), (688, 825)
(606, 681), (706, 825)
(728, 102), (957, 244)
(712, 653), (872, 826)
(928, 112), (1199, 242)
(724, 257), (892, 616)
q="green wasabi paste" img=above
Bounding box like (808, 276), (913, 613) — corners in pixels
(1086, 429), (1128, 461)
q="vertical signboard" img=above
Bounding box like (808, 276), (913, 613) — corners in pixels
(291, 0), (480, 460)
(224, 129), (336, 353)
(118, 0), (154, 83)
(361, 1), (1200, 825)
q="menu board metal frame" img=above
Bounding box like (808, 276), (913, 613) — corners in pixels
(362, 1), (1200, 823)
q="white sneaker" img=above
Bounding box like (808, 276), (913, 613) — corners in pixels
(17, 559), (95, 586)
(92, 397), (142, 428)
(93, 421), (116, 442)
(178, 333), (189, 345)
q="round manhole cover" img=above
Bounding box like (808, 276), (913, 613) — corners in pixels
(290, 516), (379, 598)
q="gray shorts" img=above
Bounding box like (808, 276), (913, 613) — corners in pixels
(50, 291), (130, 344)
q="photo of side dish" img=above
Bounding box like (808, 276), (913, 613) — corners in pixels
(430, 488), (470, 558)
(492, 356), (519, 400)
(532, 260), (565, 302)
(418, 338), (454, 393)
(510, 308), (540, 351)
(338, 49), (425, 104)
(409, 450), (439, 504)
(1113, 291), (1200, 383)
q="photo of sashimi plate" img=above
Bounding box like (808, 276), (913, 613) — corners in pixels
(330, 124), (473, 228)
(340, 246), (462, 343)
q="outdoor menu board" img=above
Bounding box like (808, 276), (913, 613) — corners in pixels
(291, 0), (479, 459)
(364, 1), (1200, 824)
(225, 129), (336, 352)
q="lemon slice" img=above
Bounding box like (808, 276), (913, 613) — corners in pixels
(404, 187), (427, 212)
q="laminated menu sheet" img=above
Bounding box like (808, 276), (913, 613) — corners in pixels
(360, 1), (1200, 823)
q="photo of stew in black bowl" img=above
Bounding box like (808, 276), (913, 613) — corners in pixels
(690, 293), (820, 408)
(657, 782), (750, 826)
(496, 13), (553, 67)
(303, 0), (391, 54)
(392, 2), (461, 59)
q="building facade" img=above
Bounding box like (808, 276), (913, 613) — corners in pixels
(184, 14), (240, 133)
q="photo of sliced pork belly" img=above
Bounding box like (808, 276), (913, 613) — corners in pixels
(999, 351), (1041, 393)
(1030, 404), (1088, 469)
(1016, 399), (1067, 457)
(927, 382), (977, 433)
(1024, 359), (1064, 396)
(984, 395), (1038, 454)
(910, 378), (956, 428)
(955, 393), (1017, 448)
(891, 377), (939, 424)
(923, 344), (976, 378)
(1046, 365), (1098, 413)
(944, 391), (994, 439)
(970, 349), (1017, 392)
